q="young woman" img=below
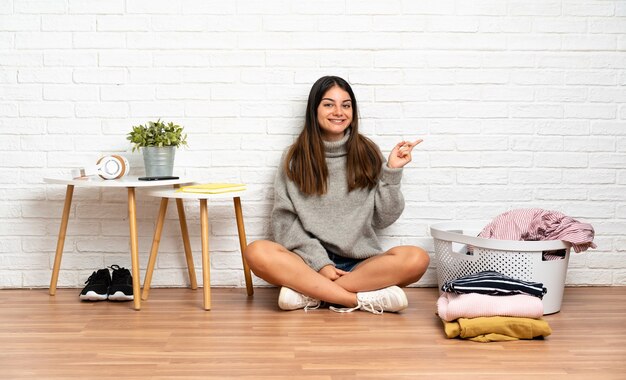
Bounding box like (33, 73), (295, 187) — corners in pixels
(244, 76), (429, 314)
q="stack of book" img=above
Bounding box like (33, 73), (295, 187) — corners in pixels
(177, 183), (246, 194)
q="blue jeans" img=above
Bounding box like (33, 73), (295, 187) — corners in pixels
(327, 252), (364, 272)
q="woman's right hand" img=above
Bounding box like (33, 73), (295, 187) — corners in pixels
(319, 265), (348, 281)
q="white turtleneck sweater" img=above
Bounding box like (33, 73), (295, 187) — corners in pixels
(270, 131), (405, 271)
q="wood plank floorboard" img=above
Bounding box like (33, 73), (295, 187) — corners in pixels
(0, 287), (625, 379)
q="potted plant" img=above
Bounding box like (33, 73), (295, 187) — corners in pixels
(127, 119), (188, 177)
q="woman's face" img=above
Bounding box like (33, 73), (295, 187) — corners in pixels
(316, 85), (353, 142)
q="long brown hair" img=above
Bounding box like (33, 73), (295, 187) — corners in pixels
(285, 76), (382, 196)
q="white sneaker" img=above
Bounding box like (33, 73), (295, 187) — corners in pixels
(278, 286), (321, 311)
(330, 286), (408, 314)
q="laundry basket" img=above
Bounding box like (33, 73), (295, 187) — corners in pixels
(430, 221), (571, 315)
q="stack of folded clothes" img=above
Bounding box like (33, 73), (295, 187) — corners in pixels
(437, 271), (552, 343)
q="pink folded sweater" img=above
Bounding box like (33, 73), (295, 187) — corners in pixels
(437, 292), (544, 322)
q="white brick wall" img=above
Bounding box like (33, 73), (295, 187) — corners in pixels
(1, 0), (624, 289)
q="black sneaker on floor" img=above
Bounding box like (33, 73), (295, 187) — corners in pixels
(107, 265), (134, 301)
(79, 268), (111, 301)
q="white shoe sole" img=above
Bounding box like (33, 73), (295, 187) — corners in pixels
(107, 291), (134, 301)
(79, 291), (108, 301)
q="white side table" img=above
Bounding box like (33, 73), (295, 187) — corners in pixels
(141, 188), (254, 310)
(44, 176), (193, 311)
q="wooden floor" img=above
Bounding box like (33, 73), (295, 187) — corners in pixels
(0, 287), (625, 379)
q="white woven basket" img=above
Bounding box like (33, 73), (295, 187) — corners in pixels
(430, 221), (571, 315)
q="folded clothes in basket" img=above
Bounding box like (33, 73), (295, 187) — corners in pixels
(441, 270), (547, 299)
(478, 208), (596, 253)
(437, 292), (544, 322)
(441, 316), (552, 343)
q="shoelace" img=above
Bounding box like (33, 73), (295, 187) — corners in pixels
(84, 271), (97, 285)
(329, 300), (384, 315)
(303, 299), (321, 312)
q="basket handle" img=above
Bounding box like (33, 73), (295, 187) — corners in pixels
(430, 222), (570, 251)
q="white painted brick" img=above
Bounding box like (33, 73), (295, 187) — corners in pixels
(96, 16), (150, 31)
(563, 169), (616, 185)
(68, 0), (125, 15)
(75, 102), (128, 118)
(372, 15), (425, 32)
(0, 15), (40, 30)
(564, 137), (615, 152)
(73, 32), (126, 48)
(537, 120), (589, 136)
(263, 16), (317, 31)
(181, 0), (236, 15)
(43, 85), (98, 101)
(44, 51), (97, 67)
(564, 35), (617, 51)
(510, 169), (562, 184)
(129, 68), (182, 84)
(0, 52), (42, 67)
(0, 85), (41, 101)
(99, 51), (151, 67)
(19, 102), (73, 117)
(42, 15), (94, 31)
(479, 18), (532, 33)
(15, 32), (72, 49)
(480, 152), (534, 167)
(533, 18), (587, 33)
(566, 71), (617, 86)
(151, 15), (208, 32)
(210, 51), (265, 67)
(457, 169), (508, 184)
(73, 69), (125, 84)
(536, 87), (588, 102)
(455, 0), (503, 15)
(511, 71), (563, 85)
(47, 119), (100, 134)
(185, 101), (238, 117)
(0, 102), (18, 117)
(18, 69), (72, 84)
(537, 54), (589, 69)
(426, 17), (478, 32)
(429, 186), (532, 202)
(590, 154), (626, 169)
(128, 32), (236, 49)
(509, 0), (561, 16)
(429, 87), (480, 101)
(534, 153), (588, 168)
(481, 87), (534, 102)
(510, 136), (563, 151)
(100, 85), (154, 101)
(181, 68), (238, 83)
(129, 101), (184, 118)
(507, 35), (561, 51)
(592, 121), (626, 135)
(510, 104), (563, 118)
(564, 2), (615, 17)
(535, 187), (588, 200)
(589, 88), (626, 103)
(14, 0), (66, 14)
(565, 104), (616, 119)
(126, 0), (180, 14)
(458, 102), (508, 118)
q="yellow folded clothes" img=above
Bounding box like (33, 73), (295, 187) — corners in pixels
(442, 316), (552, 343)
(177, 183), (247, 194)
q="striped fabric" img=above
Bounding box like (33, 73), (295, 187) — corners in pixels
(441, 271), (547, 299)
(478, 208), (596, 253)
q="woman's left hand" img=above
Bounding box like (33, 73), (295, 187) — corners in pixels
(387, 139), (423, 169)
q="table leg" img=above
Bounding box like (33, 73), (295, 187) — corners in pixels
(141, 197), (169, 301)
(127, 187), (141, 311)
(49, 185), (74, 296)
(233, 196), (253, 296)
(175, 198), (198, 290)
(200, 199), (211, 310)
